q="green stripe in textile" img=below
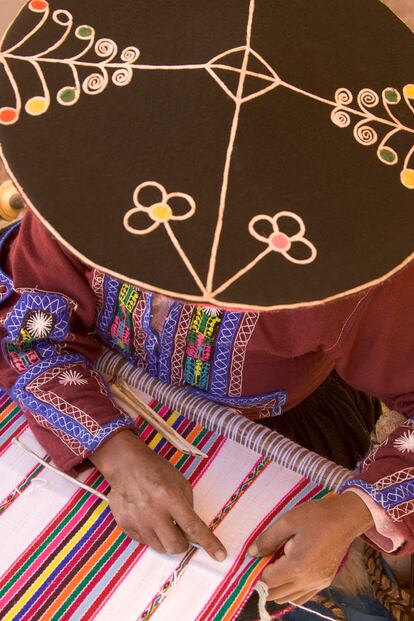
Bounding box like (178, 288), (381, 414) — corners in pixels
(0, 406), (21, 430)
(176, 453), (189, 470)
(193, 427), (208, 446)
(0, 462), (46, 515)
(0, 476), (105, 596)
(211, 557), (264, 621)
(313, 489), (331, 500)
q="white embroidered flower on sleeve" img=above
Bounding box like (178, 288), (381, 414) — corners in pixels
(394, 430), (414, 454)
(24, 310), (54, 339)
(58, 369), (88, 387)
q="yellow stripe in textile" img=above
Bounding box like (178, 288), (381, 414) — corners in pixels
(148, 410), (179, 450)
(148, 431), (164, 450)
(3, 502), (107, 621)
(166, 410), (180, 426)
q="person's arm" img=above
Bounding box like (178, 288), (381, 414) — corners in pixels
(249, 260), (414, 605)
(0, 215), (135, 471)
(0, 211), (226, 559)
(323, 260), (414, 555)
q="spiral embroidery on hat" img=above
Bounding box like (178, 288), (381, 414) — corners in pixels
(1, 0), (413, 194)
(330, 86), (414, 190)
(2, 0), (414, 308)
(0, 0), (140, 124)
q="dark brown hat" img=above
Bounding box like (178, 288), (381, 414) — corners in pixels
(1, 0), (414, 309)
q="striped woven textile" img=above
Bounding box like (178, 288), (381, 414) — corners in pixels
(0, 387), (329, 620)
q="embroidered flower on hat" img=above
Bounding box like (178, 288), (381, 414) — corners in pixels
(123, 181), (196, 236)
(394, 430), (414, 453)
(249, 211), (317, 264)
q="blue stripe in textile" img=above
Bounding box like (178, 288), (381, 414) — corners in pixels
(182, 433), (222, 480)
(16, 505), (111, 620)
(73, 540), (142, 618)
(0, 412), (26, 448)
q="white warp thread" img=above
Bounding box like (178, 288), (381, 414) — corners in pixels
(255, 581), (272, 621)
(12, 438), (108, 502)
(255, 580), (336, 621)
(13, 472), (47, 497)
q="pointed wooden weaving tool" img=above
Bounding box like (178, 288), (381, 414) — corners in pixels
(111, 379), (208, 459)
(12, 438), (109, 502)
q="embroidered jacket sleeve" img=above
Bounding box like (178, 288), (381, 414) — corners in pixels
(323, 260), (414, 554)
(0, 212), (135, 471)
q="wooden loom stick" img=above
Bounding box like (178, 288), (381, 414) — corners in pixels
(97, 350), (354, 492)
(111, 380), (208, 459)
(12, 438), (109, 502)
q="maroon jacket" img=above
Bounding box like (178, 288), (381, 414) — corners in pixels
(0, 211), (413, 552)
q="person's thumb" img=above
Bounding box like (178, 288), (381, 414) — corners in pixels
(248, 516), (294, 558)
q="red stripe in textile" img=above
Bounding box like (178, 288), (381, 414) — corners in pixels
(21, 511), (115, 621)
(139, 425), (154, 442)
(83, 542), (147, 621)
(197, 478), (311, 621)
(0, 461), (45, 514)
(211, 483), (324, 621)
(0, 392), (10, 408)
(0, 471), (102, 591)
(189, 437), (225, 487)
(0, 424), (27, 457)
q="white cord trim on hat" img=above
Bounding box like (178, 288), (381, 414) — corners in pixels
(255, 580), (336, 621)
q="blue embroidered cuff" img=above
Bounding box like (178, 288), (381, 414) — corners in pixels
(340, 471), (414, 522)
(11, 354), (135, 455)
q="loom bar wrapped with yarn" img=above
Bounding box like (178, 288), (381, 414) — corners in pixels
(98, 350), (353, 492)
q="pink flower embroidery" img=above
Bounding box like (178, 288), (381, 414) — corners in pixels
(249, 211), (317, 264)
(124, 181), (196, 235)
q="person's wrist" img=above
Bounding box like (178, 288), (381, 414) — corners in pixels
(334, 491), (375, 537)
(90, 429), (146, 484)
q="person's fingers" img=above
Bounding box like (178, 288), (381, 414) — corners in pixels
(261, 555), (295, 588)
(137, 526), (166, 553)
(118, 519), (165, 553)
(248, 516), (293, 558)
(173, 502), (227, 561)
(156, 517), (190, 555)
(267, 587), (317, 605)
(291, 590), (319, 606)
(265, 583), (295, 602)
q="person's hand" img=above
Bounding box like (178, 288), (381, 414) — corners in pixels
(248, 492), (374, 605)
(90, 430), (227, 560)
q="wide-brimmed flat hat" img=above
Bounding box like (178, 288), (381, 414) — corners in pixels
(1, 0), (413, 310)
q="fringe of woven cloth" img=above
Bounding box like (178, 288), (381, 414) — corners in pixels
(97, 351), (352, 492)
